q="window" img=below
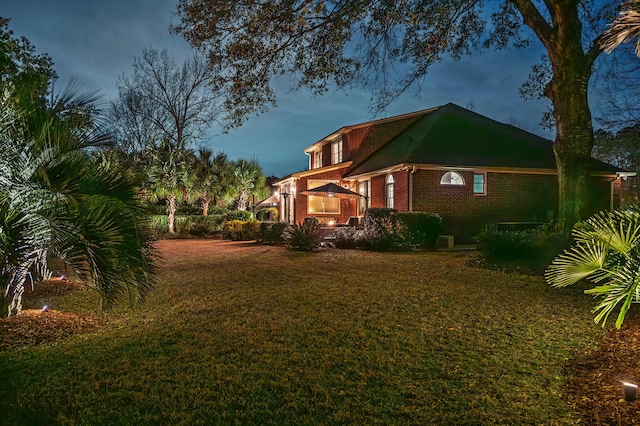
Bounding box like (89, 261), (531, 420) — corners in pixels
(313, 150), (322, 169)
(307, 180), (340, 214)
(331, 139), (342, 164)
(357, 180), (369, 215)
(473, 173), (486, 195)
(385, 174), (394, 209)
(440, 171), (465, 185)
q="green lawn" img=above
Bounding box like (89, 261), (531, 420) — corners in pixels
(0, 239), (605, 425)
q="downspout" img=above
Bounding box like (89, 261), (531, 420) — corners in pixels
(408, 166), (417, 212)
(610, 178), (615, 211)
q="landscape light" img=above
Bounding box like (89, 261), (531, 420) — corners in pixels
(42, 305), (48, 312)
(623, 382), (638, 401)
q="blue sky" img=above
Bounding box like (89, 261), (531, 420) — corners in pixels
(4, 0), (555, 177)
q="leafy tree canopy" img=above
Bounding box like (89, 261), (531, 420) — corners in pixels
(0, 17), (56, 100)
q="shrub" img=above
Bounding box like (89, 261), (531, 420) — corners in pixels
(475, 221), (570, 269)
(147, 214), (225, 237)
(222, 220), (246, 240)
(355, 208), (409, 251)
(259, 222), (289, 244)
(397, 212), (443, 249)
(226, 210), (252, 222)
(327, 226), (358, 249)
(241, 221), (261, 240)
(284, 218), (322, 251)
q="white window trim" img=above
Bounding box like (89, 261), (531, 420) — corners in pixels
(440, 171), (465, 186)
(331, 139), (342, 164)
(473, 172), (487, 196)
(313, 150), (322, 169)
(385, 174), (394, 209)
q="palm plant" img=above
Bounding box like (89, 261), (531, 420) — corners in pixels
(601, 1), (640, 56)
(191, 148), (234, 215)
(144, 139), (193, 233)
(0, 83), (155, 316)
(545, 210), (640, 328)
(232, 158), (266, 211)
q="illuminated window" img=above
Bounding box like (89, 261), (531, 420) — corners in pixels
(307, 180), (340, 214)
(385, 174), (394, 209)
(358, 180), (369, 215)
(473, 173), (486, 195)
(313, 150), (322, 169)
(331, 139), (342, 164)
(440, 171), (465, 185)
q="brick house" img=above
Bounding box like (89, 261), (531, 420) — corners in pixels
(276, 103), (627, 242)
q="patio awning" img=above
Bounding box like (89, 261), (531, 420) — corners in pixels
(299, 182), (364, 199)
(257, 194), (279, 206)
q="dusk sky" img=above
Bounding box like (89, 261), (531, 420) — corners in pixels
(4, 0), (558, 177)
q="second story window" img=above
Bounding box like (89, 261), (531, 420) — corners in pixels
(313, 150), (322, 169)
(331, 139), (342, 164)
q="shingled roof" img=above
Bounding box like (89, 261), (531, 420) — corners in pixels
(346, 103), (620, 177)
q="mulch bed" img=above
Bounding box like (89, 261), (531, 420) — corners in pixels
(0, 279), (101, 349)
(566, 321), (640, 424)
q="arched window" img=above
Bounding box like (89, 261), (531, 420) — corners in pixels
(440, 171), (465, 185)
(385, 174), (394, 209)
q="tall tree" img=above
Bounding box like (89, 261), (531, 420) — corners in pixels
(191, 147), (234, 215)
(0, 17), (56, 100)
(174, 0), (631, 230)
(232, 158), (267, 211)
(112, 48), (222, 231)
(144, 139), (193, 234)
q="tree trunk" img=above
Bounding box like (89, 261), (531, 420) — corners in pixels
(202, 199), (210, 216)
(167, 194), (177, 234)
(545, 36), (595, 231)
(513, 1), (599, 232)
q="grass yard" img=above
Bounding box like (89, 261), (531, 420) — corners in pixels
(0, 239), (636, 424)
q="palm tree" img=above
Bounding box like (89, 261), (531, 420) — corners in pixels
(0, 83), (155, 317)
(545, 210), (640, 328)
(601, 1), (640, 56)
(144, 139), (193, 233)
(191, 147), (234, 216)
(232, 159), (267, 211)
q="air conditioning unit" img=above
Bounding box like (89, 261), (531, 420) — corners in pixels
(437, 235), (454, 250)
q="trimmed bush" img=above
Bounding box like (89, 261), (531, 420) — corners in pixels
(355, 208), (409, 251)
(226, 210), (252, 222)
(148, 214), (225, 237)
(241, 221), (261, 240)
(259, 222), (289, 244)
(475, 221), (570, 271)
(223, 220), (246, 240)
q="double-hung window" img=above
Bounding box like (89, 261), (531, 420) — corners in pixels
(331, 139), (342, 164)
(473, 173), (486, 195)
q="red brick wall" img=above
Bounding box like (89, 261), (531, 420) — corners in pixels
(408, 170), (559, 241)
(294, 167), (356, 224)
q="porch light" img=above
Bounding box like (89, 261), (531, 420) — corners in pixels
(623, 382), (638, 401)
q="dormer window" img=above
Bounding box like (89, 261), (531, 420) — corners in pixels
(313, 149), (322, 169)
(331, 138), (342, 164)
(440, 171), (465, 185)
